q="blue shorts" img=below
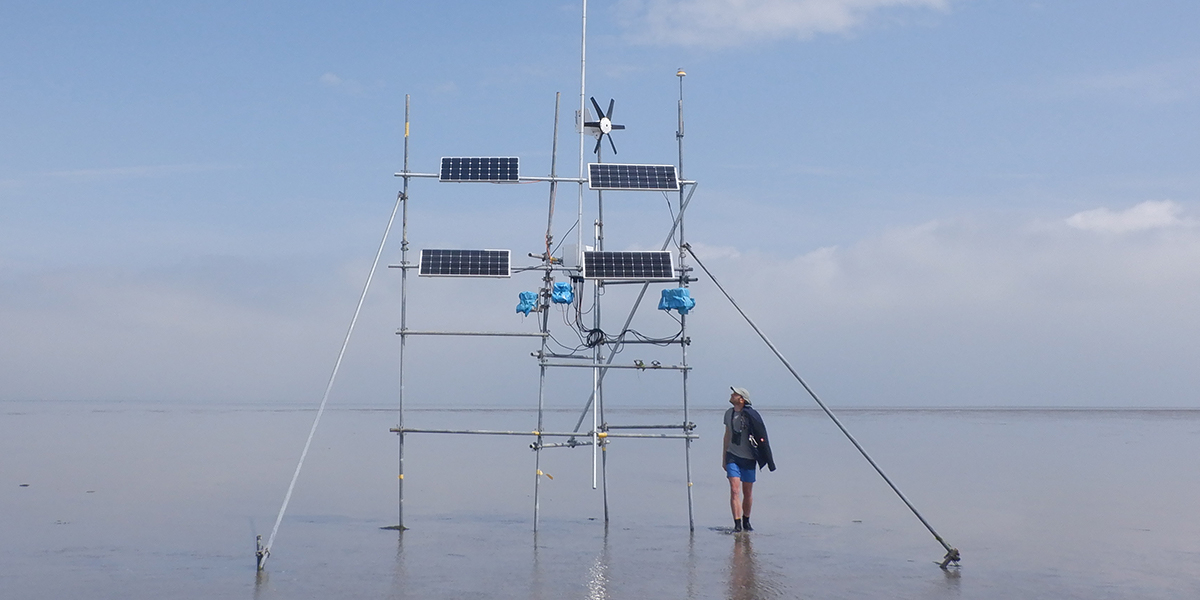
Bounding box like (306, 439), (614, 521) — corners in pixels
(725, 454), (757, 482)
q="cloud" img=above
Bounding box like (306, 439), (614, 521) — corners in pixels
(687, 204), (1200, 406)
(0, 257), (402, 404)
(618, 0), (952, 47)
(318, 71), (365, 94)
(0, 256), (552, 406)
(4, 202), (1199, 408)
(1058, 59), (1200, 104)
(45, 163), (232, 180)
(685, 242), (743, 261)
(1066, 200), (1189, 234)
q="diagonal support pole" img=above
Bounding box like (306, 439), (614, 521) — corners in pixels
(257, 191), (405, 570)
(684, 242), (960, 569)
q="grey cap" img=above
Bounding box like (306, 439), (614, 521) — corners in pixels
(730, 386), (751, 404)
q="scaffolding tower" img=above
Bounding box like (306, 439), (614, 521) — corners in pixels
(257, 0), (960, 570)
(388, 67), (699, 530)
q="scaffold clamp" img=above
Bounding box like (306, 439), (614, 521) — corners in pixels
(255, 535), (269, 571)
(938, 547), (961, 569)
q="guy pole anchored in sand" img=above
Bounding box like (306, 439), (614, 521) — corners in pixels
(257, 188), (405, 571)
(684, 243), (962, 569)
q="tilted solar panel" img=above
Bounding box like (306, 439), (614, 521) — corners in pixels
(419, 249), (511, 277)
(439, 157), (519, 182)
(582, 251), (675, 280)
(588, 163), (679, 191)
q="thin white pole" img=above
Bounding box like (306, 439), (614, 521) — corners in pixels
(676, 68), (694, 532)
(259, 192), (404, 569)
(577, 0), (587, 262)
(397, 94), (411, 531)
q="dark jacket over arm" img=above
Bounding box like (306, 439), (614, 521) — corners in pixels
(742, 406), (776, 472)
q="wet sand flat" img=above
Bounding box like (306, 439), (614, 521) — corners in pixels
(2, 402), (1199, 599)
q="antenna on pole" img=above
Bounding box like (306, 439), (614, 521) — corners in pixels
(576, 0), (588, 268)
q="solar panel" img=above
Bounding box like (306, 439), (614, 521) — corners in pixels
(588, 164), (679, 191)
(582, 251), (675, 280)
(439, 157), (519, 182)
(419, 249), (511, 277)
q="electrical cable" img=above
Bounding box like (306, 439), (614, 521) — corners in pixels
(551, 218), (579, 258)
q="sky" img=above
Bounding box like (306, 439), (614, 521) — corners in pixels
(2, 0), (1198, 408)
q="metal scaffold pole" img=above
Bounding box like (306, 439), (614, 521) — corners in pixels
(534, 92), (562, 531)
(395, 94), (411, 532)
(676, 68), (695, 532)
(595, 143), (610, 524)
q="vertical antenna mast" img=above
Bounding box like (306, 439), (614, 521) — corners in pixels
(576, 0), (600, 493)
(577, 0), (588, 262)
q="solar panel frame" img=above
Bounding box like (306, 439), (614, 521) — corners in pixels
(419, 249), (512, 278)
(588, 163), (679, 191)
(439, 157), (520, 182)
(582, 251), (675, 280)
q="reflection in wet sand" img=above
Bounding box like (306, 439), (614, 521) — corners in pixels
(938, 563), (962, 596)
(390, 530), (407, 600)
(8, 406), (1200, 599)
(728, 535), (777, 600)
(254, 569), (268, 600)
(686, 533), (698, 599)
(586, 528), (611, 600)
(531, 531), (545, 600)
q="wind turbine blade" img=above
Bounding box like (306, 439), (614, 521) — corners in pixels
(608, 134), (617, 155)
(594, 135), (603, 155)
(591, 97), (605, 119)
(606, 99), (615, 120)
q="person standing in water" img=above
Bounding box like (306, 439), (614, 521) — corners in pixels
(723, 386), (775, 532)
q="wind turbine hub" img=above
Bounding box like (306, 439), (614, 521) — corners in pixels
(599, 117), (612, 134)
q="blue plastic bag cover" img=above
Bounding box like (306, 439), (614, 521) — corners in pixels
(658, 288), (696, 315)
(551, 282), (574, 304)
(516, 291), (538, 315)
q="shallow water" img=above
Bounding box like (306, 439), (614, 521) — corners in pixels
(2, 402), (1199, 599)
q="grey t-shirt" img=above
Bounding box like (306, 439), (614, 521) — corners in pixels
(724, 407), (755, 460)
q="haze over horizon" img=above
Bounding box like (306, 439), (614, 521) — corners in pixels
(3, 1), (1198, 408)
